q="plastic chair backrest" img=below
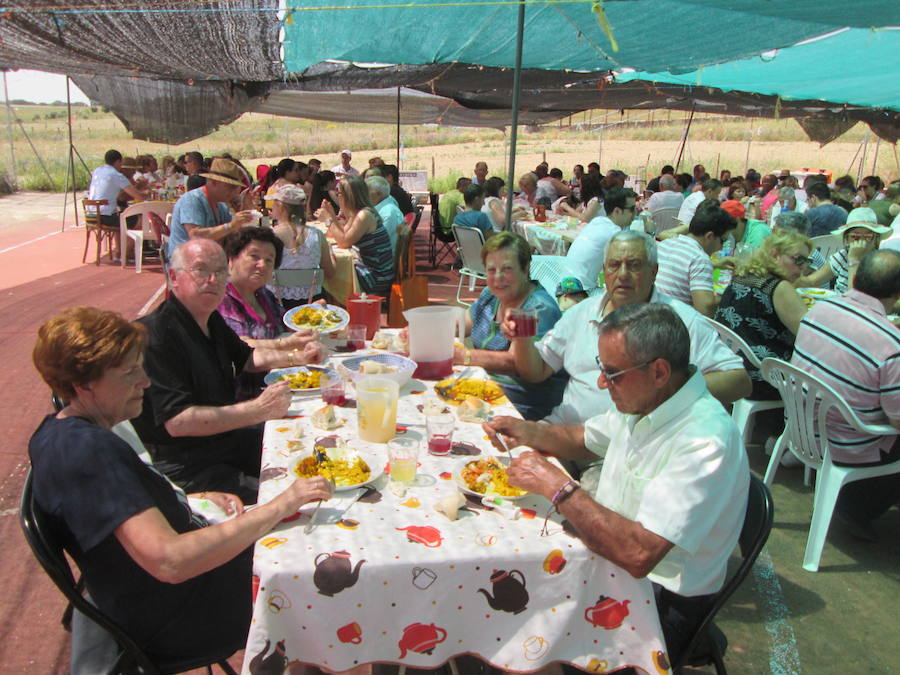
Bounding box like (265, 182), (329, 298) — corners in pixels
(270, 268), (322, 304)
(452, 225), (486, 274)
(809, 233), (842, 262)
(19, 470), (160, 674)
(120, 201), (175, 241)
(530, 255), (574, 298)
(651, 206), (680, 234)
(705, 317), (762, 369)
(676, 474), (774, 669)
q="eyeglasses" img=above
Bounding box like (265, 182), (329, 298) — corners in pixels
(847, 232), (875, 242)
(594, 356), (653, 382)
(183, 265), (229, 282)
(604, 259), (645, 274)
(790, 254), (813, 267)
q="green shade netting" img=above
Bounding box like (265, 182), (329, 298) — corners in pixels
(283, 0), (900, 75)
(617, 28), (900, 112)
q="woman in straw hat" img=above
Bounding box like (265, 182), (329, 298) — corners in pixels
(797, 207), (892, 293)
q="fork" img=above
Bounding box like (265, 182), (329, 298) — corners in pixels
(434, 366), (473, 398)
(304, 446), (336, 534)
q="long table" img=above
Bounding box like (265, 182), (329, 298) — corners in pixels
(242, 357), (670, 674)
(308, 220), (359, 306)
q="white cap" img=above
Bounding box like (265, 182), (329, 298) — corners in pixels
(340, 149), (352, 157)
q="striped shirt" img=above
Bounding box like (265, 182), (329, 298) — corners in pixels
(656, 235), (714, 308)
(791, 289), (900, 463)
(828, 248), (851, 293)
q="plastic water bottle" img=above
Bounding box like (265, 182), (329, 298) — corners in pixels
(782, 199), (791, 213)
(717, 236), (735, 286)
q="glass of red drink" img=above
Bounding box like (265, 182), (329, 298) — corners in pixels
(426, 410), (455, 456)
(320, 373), (347, 406)
(508, 307), (539, 338)
(348, 324), (367, 351)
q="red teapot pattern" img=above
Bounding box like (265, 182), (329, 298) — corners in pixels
(398, 622), (448, 658)
(584, 595), (631, 630)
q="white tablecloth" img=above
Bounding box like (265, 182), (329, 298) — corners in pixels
(243, 359), (669, 674)
(513, 219), (582, 255)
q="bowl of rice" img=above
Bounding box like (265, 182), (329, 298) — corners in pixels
(337, 353), (417, 387)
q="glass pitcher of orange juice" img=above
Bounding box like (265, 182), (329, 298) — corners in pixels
(356, 376), (399, 443)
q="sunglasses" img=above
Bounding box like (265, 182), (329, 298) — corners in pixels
(594, 357), (654, 382)
(790, 254), (813, 267)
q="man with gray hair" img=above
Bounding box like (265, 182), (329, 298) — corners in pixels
(503, 229), (750, 430)
(133, 239), (324, 502)
(486, 302), (749, 663)
(645, 173), (684, 217)
(791, 249), (900, 540)
(365, 174), (404, 254)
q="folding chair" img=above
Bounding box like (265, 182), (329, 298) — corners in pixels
(760, 358), (900, 571)
(676, 475), (774, 673)
(19, 470), (238, 674)
(270, 268), (323, 305)
(451, 225), (487, 306)
(82, 199), (118, 265)
(428, 193), (457, 267)
(704, 317), (784, 445)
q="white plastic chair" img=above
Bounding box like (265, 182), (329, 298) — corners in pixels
(760, 358), (900, 572)
(809, 233), (842, 262)
(651, 206), (680, 235)
(451, 225), (486, 306)
(270, 268), (322, 305)
(704, 317), (784, 445)
(529, 255), (573, 299)
(119, 201), (174, 273)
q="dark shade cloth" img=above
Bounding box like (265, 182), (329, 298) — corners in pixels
(29, 415), (251, 662)
(714, 274), (795, 400)
(132, 294), (262, 498)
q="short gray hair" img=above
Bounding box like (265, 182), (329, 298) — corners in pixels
(773, 210), (810, 234)
(777, 186), (795, 199)
(169, 239), (223, 272)
(365, 175), (390, 202)
(606, 229), (658, 266)
(659, 174), (677, 191)
(599, 303), (690, 375)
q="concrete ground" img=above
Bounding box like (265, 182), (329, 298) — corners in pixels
(0, 192), (897, 674)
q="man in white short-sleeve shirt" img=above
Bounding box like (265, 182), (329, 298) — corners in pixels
(565, 187), (636, 290)
(508, 230), (749, 429)
(656, 204), (736, 317)
(485, 302), (749, 663)
(676, 179), (722, 226)
(87, 149), (147, 225)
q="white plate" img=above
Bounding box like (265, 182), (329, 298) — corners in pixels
(454, 457), (529, 501)
(283, 304), (350, 333)
(796, 287), (838, 299)
(264, 365), (337, 393)
(290, 440), (384, 492)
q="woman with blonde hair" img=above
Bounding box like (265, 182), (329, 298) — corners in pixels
(714, 229), (812, 399)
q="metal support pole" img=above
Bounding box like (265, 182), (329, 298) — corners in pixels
(2, 71), (17, 190)
(674, 104), (695, 172)
(870, 136), (881, 176)
(504, 0), (525, 232)
(63, 76), (78, 231)
(396, 86), (401, 169)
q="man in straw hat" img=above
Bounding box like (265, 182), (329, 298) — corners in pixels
(167, 157), (257, 258)
(797, 207), (893, 294)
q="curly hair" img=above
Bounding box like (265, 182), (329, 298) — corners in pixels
(221, 226), (284, 269)
(33, 307), (147, 400)
(736, 229), (811, 280)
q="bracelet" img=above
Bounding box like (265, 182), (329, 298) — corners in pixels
(463, 348), (471, 366)
(551, 479), (580, 507)
(288, 349), (298, 367)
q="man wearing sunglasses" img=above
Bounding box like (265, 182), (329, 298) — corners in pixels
(485, 302), (749, 665)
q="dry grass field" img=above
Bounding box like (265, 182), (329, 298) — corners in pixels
(1, 104), (897, 191)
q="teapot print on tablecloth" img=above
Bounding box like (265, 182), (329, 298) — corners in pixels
(477, 569), (529, 614)
(397, 622), (448, 658)
(584, 595), (631, 629)
(312, 550), (365, 596)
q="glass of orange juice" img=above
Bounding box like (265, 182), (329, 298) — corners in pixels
(356, 376), (398, 443)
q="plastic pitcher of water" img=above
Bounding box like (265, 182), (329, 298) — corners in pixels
(356, 376), (399, 443)
(403, 305), (466, 380)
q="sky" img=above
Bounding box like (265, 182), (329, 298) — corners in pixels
(1, 69), (90, 104)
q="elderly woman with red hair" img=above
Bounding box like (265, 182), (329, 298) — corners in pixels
(29, 307), (331, 664)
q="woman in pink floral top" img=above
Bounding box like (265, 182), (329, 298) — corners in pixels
(219, 227), (286, 400)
